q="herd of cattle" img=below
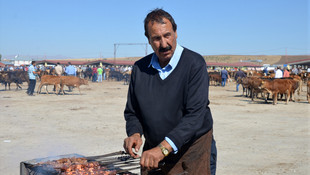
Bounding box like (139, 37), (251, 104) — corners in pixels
(0, 69), (131, 94)
(1, 69), (310, 104)
(209, 70), (310, 105)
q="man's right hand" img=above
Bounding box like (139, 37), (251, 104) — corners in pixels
(123, 133), (142, 158)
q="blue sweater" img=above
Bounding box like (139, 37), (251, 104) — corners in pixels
(124, 48), (213, 151)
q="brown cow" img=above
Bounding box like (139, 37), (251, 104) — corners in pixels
(59, 76), (88, 95)
(209, 73), (221, 86)
(238, 77), (251, 97)
(248, 77), (268, 102)
(260, 79), (293, 105)
(37, 75), (61, 94)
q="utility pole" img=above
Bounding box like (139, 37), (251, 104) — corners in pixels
(285, 47), (288, 64)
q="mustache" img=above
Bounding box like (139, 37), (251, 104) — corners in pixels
(159, 45), (172, 52)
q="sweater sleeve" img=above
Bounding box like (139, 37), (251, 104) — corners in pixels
(124, 65), (144, 137)
(166, 58), (210, 150)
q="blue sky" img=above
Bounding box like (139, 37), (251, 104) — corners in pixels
(0, 0), (309, 59)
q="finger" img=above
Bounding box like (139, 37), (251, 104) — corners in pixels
(148, 159), (154, 169)
(127, 140), (136, 157)
(135, 138), (142, 152)
(123, 138), (129, 153)
(153, 159), (159, 169)
(140, 154), (145, 168)
(144, 156), (150, 170)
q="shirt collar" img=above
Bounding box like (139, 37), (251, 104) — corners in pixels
(148, 43), (183, 70)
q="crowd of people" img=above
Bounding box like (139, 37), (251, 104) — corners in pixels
(0, 62), (133, 96)
(214, 65), (309, 88)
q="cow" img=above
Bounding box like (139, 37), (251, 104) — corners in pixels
(37, 75), (61, 94)
(238, 77), (252, 97)
(209, 73), (221, 86)
(59, 76), (88, 95)
(260, 79), (293, 105)
(248, 77), (268, 102)
(290, 74), (302, 94)
(0, 71), (29, 90)
(109, 71), (124, 81)
(82, 67), (92, 80)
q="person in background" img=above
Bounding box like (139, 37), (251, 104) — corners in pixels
(292, 66), (298, 75)
(3, 65), (9, 71)
(26, 61), (39, 96)
(283, 67), (290, 77)
(221, 67), (228, 87)
(263, 67), (268, 76)
(65, 62), (76, 76)
(298, 67), (303, 74)
(92, 66), (98, 82)
(123, 8), (215, 175)
(65, 62), (76, 92)
(97, 66), (103, 82)
(235, 68), (246, 92)
(275, 66), (283, 78)
(55, 62), (63, 76)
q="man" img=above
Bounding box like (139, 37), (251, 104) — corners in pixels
(97, 66), (103, 82)
(283, 67), (290, 77)
(123, 9), (215, 175)
(235, 68), (246, 92)
(221, 67), (228, 87)
(26, 61), (39, 96)
(55, 62), (63, 76)
(92, 66), (98, 82)
(275, 66), (283, 78)
(292, 66), (298, 75)
(65, 62), (76, 91)
(263, 67), (268, 76)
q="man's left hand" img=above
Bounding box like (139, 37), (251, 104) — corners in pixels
(140, 146), (164, 170)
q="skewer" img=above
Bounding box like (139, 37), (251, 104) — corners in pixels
(86, 151), (126, 160)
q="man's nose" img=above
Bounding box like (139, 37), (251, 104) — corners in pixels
(160, 39), (168, 48)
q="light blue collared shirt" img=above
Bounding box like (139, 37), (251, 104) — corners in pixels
(28, 65), (37, 80)
(65, 65), (76, 76)
(149, 43), (184, 80)
(149, 43), (184, 153)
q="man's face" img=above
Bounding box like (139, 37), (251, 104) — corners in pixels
(147, 18), (177, 67)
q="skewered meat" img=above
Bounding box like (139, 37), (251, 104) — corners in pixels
(37, 157), (117, 175)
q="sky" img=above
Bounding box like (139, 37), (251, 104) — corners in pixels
(0, 0), (309, 59)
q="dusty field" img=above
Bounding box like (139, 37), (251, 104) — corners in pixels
(0, 80), (309, 175)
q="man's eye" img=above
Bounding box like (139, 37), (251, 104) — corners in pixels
(153, 37), (161, 41)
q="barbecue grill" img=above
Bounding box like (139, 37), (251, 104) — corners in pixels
(20, 151), (139, 175)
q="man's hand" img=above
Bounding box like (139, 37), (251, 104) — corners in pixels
(140, 140), (172, 170)
(123, 133), (142, 158)
(140, 146), (164, 170)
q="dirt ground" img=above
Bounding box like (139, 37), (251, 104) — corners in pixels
(0, 80), (309, 175)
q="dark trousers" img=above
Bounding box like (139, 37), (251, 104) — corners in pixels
(221, 78), (227, 86)
(210, 137), (217, 175)
(92, 73), (97, 82)
(143, 129), (214, 175)
(27, 79), (36, 95)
